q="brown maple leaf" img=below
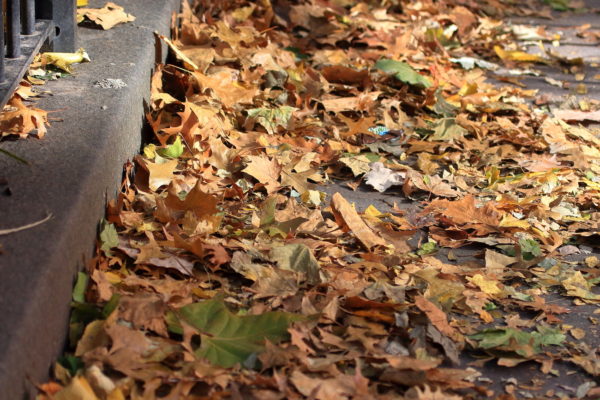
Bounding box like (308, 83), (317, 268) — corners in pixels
(243, 155), (282, 194)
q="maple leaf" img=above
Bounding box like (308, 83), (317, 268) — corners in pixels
(243, 155), (281, 194)
(77, 2), (135, 30)
(0, 96), (48, 138)
(144, 156), (178, 191)
(424, 195), (502, 235)
(176, 298), (305, 367)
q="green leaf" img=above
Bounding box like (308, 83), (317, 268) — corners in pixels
(157, 135), (184, 159)
(533, 326), (566, 347)
(99, 219), (118, 256)
(57, 355), (84, 376)
(470, 326), (565, 357)
(178, 298), (305, 367)
(247, 106), (296, 135)
(417, 241), (438, 256)
(72, 272), (88, 303)
(541, 0), (572, 10)
(375, 59), (432, 88)
(270, 243), (321, 284)
(102, 293), (121, 318)
(519, 237), (542, 258)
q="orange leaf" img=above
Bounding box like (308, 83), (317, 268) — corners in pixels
(414, 295), (459, 340)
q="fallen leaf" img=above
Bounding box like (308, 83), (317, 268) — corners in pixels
(414, 296), (460, 340)
(364, 162), (405, 192)
(41, 48), (90, 73)
(243, 155), (281, 194)
(331, 192), (388, 249)
(376, 58), (432, 88)
(177, 298), (305, 367)
(78, 2), (135, 30)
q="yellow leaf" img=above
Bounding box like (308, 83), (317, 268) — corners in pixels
(562, 271), (600, 302)
(301, 190), (324, 206)
(77, 0), (88, 6)
(458, 82), (477, 96)
(494, 45), (547, 63)
(364, 204), (384, 218)
(469, 274), (502, 295)
(499, 214), (530, 229)
(41, 48), (90, 73)
(54, 376), (99, 400)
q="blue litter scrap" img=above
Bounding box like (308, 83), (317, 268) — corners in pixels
(368, 125), (389, 136)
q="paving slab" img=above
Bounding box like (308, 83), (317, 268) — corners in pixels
(0, 1), (179, 398)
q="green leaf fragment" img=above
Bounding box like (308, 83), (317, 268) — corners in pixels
(519, 237), (542, 258)
(470, 326), (565, 357)
(99, 218), (118, 256)
(72, 271), (88, 303)
(541, 0), (572, 11)
(157, 135), (184, 158)
(270, 243), (321, 285)
(247, 105), (296, 135)
(57, 355), (84, 376)
(375, 58), (432, 88)
(432, 90), (459, 117)
(417, 241), (438, 256)
(178, 298), (305, 367)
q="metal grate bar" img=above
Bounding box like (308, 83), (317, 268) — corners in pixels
(22, 0), (36, 35)
(0, 0), (76, 110)
(0, 3), (5, 83)
(7, 0), (22, 58)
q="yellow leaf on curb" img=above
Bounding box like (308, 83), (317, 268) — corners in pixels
(41, 48), (90, 73)
(78, 2), (135, 30)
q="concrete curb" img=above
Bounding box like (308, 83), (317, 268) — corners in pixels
(0, 1), (180, 398)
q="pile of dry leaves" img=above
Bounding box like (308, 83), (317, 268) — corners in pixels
(39, 0), (600, 399)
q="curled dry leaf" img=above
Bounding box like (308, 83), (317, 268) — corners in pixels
(77, 2), (135, 30)
(331, 192), (388, 249)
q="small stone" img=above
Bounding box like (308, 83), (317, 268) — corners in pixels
(580, 245), (593, 254)
(94, 78), (127, 89)
(558, 245), (580, 256)
(101, 105), (107, 110)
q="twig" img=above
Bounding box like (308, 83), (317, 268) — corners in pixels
(0, 148), (30, 164)
(0, 213), (52, 236)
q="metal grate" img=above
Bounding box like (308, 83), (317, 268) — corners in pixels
(0, 0), (76, 109)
